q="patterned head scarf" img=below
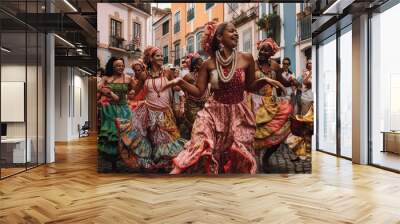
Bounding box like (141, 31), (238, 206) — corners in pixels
(201, 20), (218, 56)
(256, 38), (279, 55)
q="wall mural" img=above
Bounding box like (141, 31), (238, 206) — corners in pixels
(97, 3), (313, 174)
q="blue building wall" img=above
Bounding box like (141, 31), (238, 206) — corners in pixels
(283, 3), (296, 72)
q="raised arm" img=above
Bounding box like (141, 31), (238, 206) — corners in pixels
(133, 70), (147, 95)
(163, 60), (209, 98)
(177, 60), (209, 98)
(245, 53), (286, 95)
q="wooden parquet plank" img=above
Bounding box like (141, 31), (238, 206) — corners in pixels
(0, 135), (400, 223)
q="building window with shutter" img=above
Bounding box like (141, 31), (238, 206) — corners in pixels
(242, 28), (252, 53)
(195, 32), (203, 53)
(174, 12), (180, 33)
(162, 21), (169, 35)
(205, 3), (214, 10)
(110, 19), (122, 48)
(187, 36), (194, 54)
(187, 3), (195, 22)
(133, 22), (141, 47)
(163, 45), (169, 64)
(174, 43), (180, 66)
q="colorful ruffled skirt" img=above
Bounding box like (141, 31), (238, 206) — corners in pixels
(116, 103), (186, 171)
(251, 94), (293, 150)
(98, 102), (132, 158)
(172, 96), (257, 174)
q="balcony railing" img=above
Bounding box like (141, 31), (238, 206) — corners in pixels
(187, 8), (194, 21)
(300, 14), (311, 41)
(109, 36), (124, 49)
(131, 3), (151, 15)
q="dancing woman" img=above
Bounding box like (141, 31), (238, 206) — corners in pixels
(181, 53), (209, 139)
(116, 46), (186, 172)
(128, 60), (147, 111)
(97, 57), (136, 171)
(252, 38), (293, 171)
(167, 22), (282, 174)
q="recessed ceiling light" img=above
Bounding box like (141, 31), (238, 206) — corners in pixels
(63, 0), (78, 12)
(54, 34), (75, 48)
(1, 47), (11, 53)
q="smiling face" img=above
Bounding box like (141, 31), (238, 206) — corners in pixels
(258, 44), (273, 63)
(151, 49), (163, 68)
(217, 23), (238, 49)
(113, 59), (125, 75)
(195, 58), (203, 70)
(282, 59), (290, 71)
(132, 63), (143, 75)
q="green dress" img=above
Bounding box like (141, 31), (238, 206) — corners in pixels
(98, 83), (132, 159)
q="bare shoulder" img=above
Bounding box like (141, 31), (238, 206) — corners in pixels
(238, 51), (254, 61)
(125, 74), (133, 80)
(203, 57), (215, 70)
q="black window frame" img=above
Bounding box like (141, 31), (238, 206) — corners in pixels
(162, 21), (169, 36)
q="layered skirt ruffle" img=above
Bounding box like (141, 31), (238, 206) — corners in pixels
(98, 103), (132, 156)
(172, 96), (257, 174)
(251, 94), (293, 150)
(116, 103), (186, 171)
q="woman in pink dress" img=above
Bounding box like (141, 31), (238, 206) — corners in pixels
(166, 21), (283, 174)
(116, 46), (186, 172)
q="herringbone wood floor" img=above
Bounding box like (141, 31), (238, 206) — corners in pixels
(1, 135), (400, 224)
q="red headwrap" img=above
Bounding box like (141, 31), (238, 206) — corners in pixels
(143, 46), (161, 65)
(201, 20), (218, 56)
(256, 38), (279, 55)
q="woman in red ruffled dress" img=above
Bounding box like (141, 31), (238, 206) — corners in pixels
(166, 21), (283, 174)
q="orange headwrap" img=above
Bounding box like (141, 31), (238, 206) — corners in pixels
(256, 38), (279, 55)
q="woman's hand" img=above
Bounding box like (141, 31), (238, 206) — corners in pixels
(102, 87), (111, 95)
(262, 77), (287, 96)
(161, 77), (183, 92)
(110, 92), (120, 102)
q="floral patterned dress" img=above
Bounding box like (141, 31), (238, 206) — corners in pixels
(172, 68), (257, 174)
(116, 72), (186, 171)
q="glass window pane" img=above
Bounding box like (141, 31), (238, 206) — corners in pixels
(340, 27), (352, 158)
(27, 31), (39, 168)
(317, 35), (337, 154)
(371, 3), (400, 171)
(1, 31), (28, 177)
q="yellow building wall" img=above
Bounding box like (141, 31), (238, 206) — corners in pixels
(171, 3), (224, 58)
(171, 3), (187, 60)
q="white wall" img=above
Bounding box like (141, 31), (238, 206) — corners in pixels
(1, 64), (46, 163)
(97, 3), (129, 46)
(54, 67), (89, 141)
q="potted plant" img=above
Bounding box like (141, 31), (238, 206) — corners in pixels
(257, 13), (281, 44)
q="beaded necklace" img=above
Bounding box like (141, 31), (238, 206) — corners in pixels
(149, 69), (163, 97)
(216, 49), (237, 83)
